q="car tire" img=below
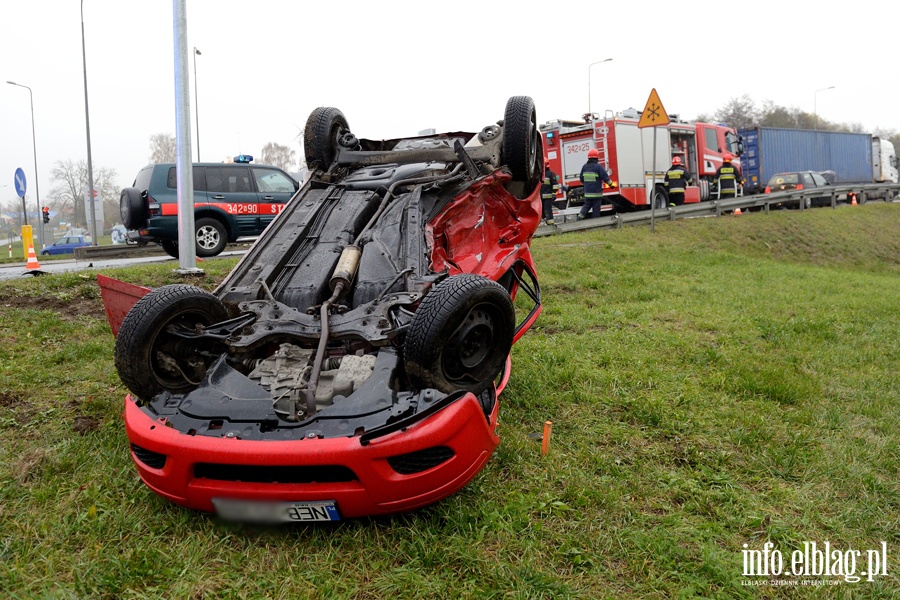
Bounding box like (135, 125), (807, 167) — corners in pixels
(404, 274), (515, 396)
(195, 218), (227, 257)
(120, 187), (147, 230)
(502, 96), (541, 194)
(114, 284), (229, 399)
(304, 107), (350, 172)
(160, 239), (179, 258)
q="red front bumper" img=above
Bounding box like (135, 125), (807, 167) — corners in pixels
(124, 391), (500, 519)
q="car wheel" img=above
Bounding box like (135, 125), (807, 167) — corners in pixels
(304, 107), (350, 172)
(195, 218), (227, 257)
(114, 284), (229, 399)
(502, 96), (541, 194)
(404, 274), (515, 396)
(160, 239), (179, 258)
(120, 187), (147, 229)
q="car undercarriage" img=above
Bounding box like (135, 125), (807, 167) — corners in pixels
(108, 96), (544, 520)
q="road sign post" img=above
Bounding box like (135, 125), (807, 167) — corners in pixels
(14, 167), (34, 255)
(14, 167), (28, 227)
(638, 89), (671, 233)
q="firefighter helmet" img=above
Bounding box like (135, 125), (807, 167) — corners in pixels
(587, 148), (600, 159)
(723, 153), (733, 162)
(672, 156), (682, 165)
(544, 158), (550, 166)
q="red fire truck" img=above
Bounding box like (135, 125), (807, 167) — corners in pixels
(541, 108), (743, 212)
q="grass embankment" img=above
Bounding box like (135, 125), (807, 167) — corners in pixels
(0, 204), (898, 598)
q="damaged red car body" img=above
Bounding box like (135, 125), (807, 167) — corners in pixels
(106, 96), (543, 522)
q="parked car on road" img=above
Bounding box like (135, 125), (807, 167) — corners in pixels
(764, 170), (832, 208)
(105, 96), (544, 522)
(40, 234), (92, 256)
(119, 159), (300, 258)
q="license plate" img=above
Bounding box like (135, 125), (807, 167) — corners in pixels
(212, 498), (340, 523)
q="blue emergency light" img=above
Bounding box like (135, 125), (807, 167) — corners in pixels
(234, 154), (253, 163)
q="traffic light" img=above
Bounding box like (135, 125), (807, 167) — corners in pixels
(42, 206), (50, 224)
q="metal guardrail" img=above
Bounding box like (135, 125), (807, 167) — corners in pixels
(536, 182), (900, 237)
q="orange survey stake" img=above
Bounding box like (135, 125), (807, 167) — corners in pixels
(541, 420), (553, 456)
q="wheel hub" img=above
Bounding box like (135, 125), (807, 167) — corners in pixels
(197, 226), (220, 250)
(444, 307), (494, 379)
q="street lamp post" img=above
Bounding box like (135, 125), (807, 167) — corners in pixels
(82, 0), (98, 245)
(587, 58), (613, 121)
(6, 81), (43, 247)
(193, 47), (201, 161)
(814, 86), (835, 131)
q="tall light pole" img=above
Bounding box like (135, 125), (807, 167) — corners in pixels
(587, 58), (613, 121)
(6, 81), (43, 247)
(174, 0), (200, 274)
(814, 86), (835, 131)
(193, 47), (201, 161)
(81, 0), (98, 244)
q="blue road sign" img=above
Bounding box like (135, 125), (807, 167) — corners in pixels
(14, 168), (27, 198)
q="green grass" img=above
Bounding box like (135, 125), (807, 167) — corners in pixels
(1, 204), (898, 598)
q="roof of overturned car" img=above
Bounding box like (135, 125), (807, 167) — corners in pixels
(110, 96), (544, 521)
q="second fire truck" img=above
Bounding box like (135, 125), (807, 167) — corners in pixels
(541, 108), (743, 212)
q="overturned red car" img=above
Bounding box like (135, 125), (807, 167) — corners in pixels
(109, 96), (544, 522)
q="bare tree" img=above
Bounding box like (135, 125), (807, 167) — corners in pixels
(890, 133), (900, 151)
(704, 96), (896, 137)
(713, 95), (758, 130)
(874, 128), (900, 151)
(1, 197), (29, 232)
(149, 133), (177, 163)
(48, 160), (118, 229)
(260, 142), (296, 171)
(757, 101), (803, 129)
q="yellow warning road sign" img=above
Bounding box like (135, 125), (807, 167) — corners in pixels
(638, 88), (670, 128)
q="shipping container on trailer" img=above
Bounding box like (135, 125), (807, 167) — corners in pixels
(737, 127), (877, 194)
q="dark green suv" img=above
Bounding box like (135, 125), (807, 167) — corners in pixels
(120, 160), (300, 257)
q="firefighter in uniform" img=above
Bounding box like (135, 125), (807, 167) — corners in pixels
(715, 153), (743, 198)
(664, 156), (693, 206)
(577, 148), (614, 219)
(541, 159), (561, 225)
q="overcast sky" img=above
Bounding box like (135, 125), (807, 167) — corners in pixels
(2, 0), (898, 211)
